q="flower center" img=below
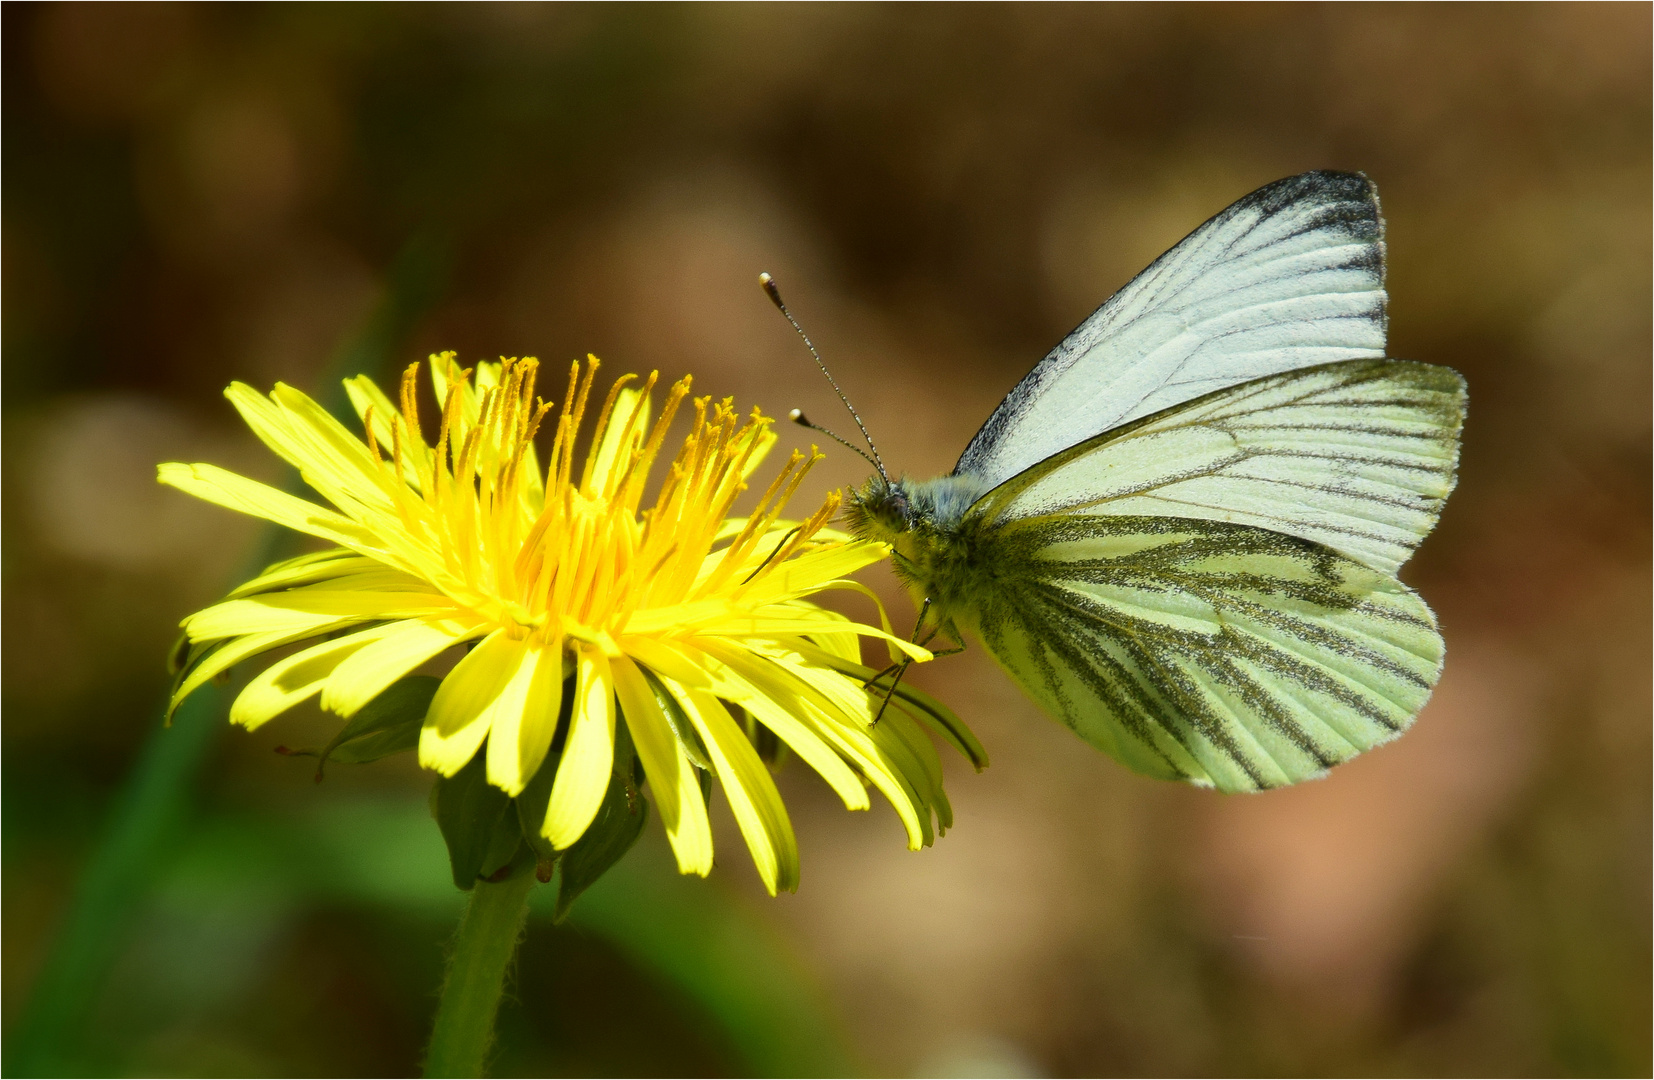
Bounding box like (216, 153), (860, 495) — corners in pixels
(367, 356), (839, 648)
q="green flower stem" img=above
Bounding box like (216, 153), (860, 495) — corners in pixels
(425, 872), (537, 1078)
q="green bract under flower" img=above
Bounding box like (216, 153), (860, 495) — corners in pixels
(161, 354), (986, 894)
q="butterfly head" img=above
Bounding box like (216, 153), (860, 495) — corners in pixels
(846, 473), (989, 543)
(845, 475), (914, 542)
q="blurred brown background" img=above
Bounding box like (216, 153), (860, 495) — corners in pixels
(4, 4), (1649, 1076)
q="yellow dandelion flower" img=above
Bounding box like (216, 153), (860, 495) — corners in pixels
(160, 353), (985, 895)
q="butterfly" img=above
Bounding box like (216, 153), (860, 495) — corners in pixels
(766, 171), (1464, 793)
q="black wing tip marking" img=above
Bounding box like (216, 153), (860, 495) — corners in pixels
(1245, 170), (1376, 211)
(1238, 171), (1384, 248)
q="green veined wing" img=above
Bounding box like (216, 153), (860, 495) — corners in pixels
(955, 514), (1441, 792)
(948, 358), (1461, 788)
(974, 359), (1465, 577)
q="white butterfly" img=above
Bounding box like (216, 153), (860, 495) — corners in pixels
(787, 171), (1465, 792)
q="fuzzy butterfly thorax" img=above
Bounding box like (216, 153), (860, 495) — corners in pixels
(845, 474), (993, 620)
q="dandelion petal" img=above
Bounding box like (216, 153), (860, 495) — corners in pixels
(157, 462), (384, 555)
(612, 656), (713, 877)
(420, 630), (524, 776)
(688, 642), (870, 812)
(484, 639), (565, 797)
(663, 670), (799, 895)
(230, 624), (399, 730)
(322, 614), (485, 718)
(543, 650), (616, 848)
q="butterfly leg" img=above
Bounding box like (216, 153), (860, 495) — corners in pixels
(869, 598), (967, 725)
(740, 526), (803, 585)
(862, 596), (937, 689)
(870, 640), (967, 720)
(861, 639), (965, 693)
(862, 662), (901, 689)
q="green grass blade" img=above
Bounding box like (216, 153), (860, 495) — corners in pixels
(4, 234), (450, 1077)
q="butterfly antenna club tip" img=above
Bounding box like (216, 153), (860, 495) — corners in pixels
(759, 271), (785, 310)
(789, 407), (881, 470)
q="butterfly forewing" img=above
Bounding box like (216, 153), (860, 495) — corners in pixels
(956, 516), (1443, 792)
(975, 359), (1466, 576)
(956, 171), (1388, 491)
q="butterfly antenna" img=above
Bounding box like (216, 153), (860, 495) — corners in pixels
(760, 272), (890, 483)
(788, 409), (880, 470)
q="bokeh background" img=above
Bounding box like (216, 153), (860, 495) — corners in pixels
(4, 4), (1649, 1076)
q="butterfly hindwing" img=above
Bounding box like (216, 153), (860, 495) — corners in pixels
(950, 515), (1443, 792)
(956, 171), (1388, 491)
(975, 359), (1466, 575)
